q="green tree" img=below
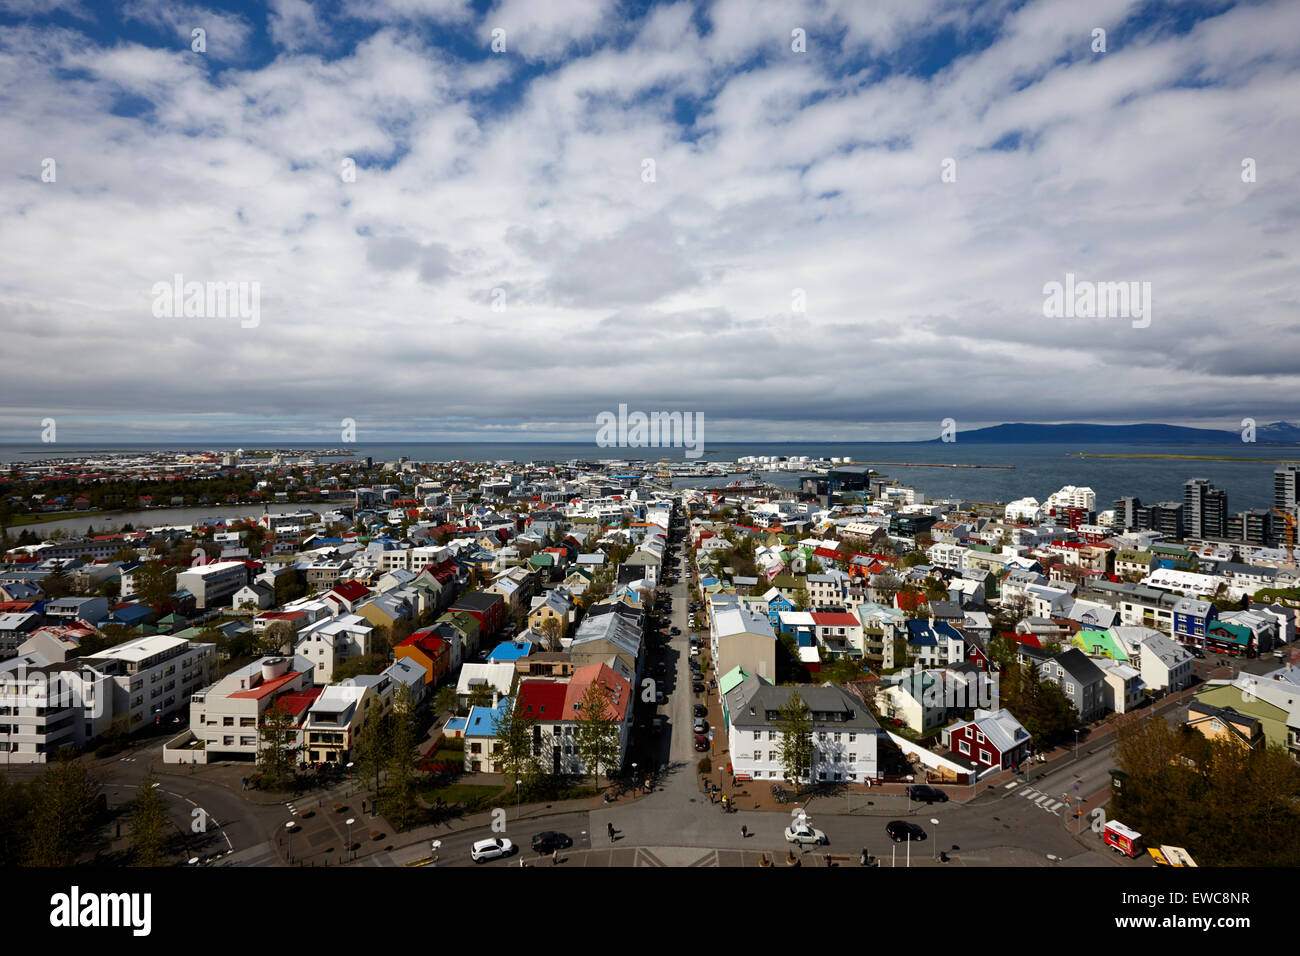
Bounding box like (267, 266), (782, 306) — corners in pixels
(256, 702), (299, 791)
(258, 621), (296, 657)
(27, 758), (102, 866)
(573, 680), (621, 788)
(492, 698), (541, 792)
(0, 777), (34, 867)
(775, 691), (815, 795)
(381, 685), (422, 830)
(353, 706), (391, 796)
(433, 685), (458, 716)
(130, 769), (171, 866)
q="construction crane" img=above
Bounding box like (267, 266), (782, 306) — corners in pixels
(1271, 508), (1298, 568)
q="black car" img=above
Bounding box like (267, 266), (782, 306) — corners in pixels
(692, 681), (705, 693)
(886, 821), (927, 843)
(906, 784), (949, 804)
(693, 704), (708, 718)
(531, 831), (573, 854)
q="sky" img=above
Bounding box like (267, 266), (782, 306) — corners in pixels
(1, 0), (1298, 445)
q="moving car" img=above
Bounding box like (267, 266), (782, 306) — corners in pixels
(906, 784), (948, 804)
(886, 821), (926, 843)
(531, 831), (572, 854)
(785, 822), (827, 846)
(471, 837), (516, 862)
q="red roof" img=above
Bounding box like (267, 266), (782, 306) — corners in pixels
(273, 687), (322, 718)
(811, 611), (860, 627)
(229, 670), (302, 700)
(330, 580), (371, 603)
(515, 680), (568, 720)
(399, 633), (447, 658)
(895, 592), (928, 611)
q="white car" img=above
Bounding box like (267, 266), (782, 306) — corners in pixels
(470, 837), (516, 862)
(785, 823), (827, 846)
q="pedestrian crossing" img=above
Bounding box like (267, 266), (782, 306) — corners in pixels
(1016, 785), (1064, 816)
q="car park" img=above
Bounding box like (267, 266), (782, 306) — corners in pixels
(531, 831), (572, 854)
(886, 821), (926, 843)
(471, 837), (516, 862)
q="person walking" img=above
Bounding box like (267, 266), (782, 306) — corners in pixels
(607, 822), (615, 843)
(859, 847), (868, 867)
(552, 849), (559, 865)
(740, 824), (748, 839)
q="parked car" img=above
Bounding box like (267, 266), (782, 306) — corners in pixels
(906, 784), (948, 804)
(692, 681), (705, 693)
(471, 837), (516, 862)
(531, 831), (573, 854)
(694, 734), (709, 752)
(694, 717), (707, 734)
(785, 822), (827, 845)
(693, 704), (708, 718)
(886, 821), (927, 843)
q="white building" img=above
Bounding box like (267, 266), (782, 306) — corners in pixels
(723, 675), (881, 783)
(189, 655), (316, 761)
(176, 560), (249, 609)
(294, 614), (375, 684)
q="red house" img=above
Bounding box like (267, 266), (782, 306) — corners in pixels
(947, 709), (1031, 771)
(450, 591), (505, 638)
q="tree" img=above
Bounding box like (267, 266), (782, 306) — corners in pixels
(381, 684), (422, 830)
(775, 691), (815, 795)
(573, 680), (621, 788)
(26, 758), (102, 866)
(353, 705), (391, 796)
(538, 616), (563, 652)
(134, 561), (173, 611)
(492, 698), (541, 792)
(257, 702), (299, 791)
(258, 621), (296, 657)
(0, 777), (34, 867)
(130, 769), (171, 867)
(433, 685), (458, 716)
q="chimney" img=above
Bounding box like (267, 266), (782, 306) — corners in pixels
(492, 690), (499, 708)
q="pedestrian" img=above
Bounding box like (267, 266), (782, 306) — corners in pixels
(740, 824), (748, 839)
(608, 822), (615, 843)
(859, 847), (868, 866)
(552, 849), (558, 865)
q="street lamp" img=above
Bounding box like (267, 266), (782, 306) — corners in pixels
(1073, 728), (1080, 761)
(632, 762), (638, 789)
(515, 778), (522, 818)
(930, 818), (939, 860)
(285, 821), (296, 863)
(345, 817), (355, 861)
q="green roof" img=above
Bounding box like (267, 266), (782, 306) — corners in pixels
(719, 666), (752, 696)
(1074, 629), (1130, 661)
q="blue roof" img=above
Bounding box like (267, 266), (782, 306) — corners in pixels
(465, 697), (512, 737)
(445, 717), (467, 732)
(488, 640), (532, 662)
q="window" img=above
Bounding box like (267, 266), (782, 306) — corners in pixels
(768, 730), (776, 740)
(848, 733), (856, 742)
(223, 716), (234, 727)
(834, 733), (842, 742)
(768, 752), (777, 762)
(753, 751), (762, 761)
(1065, 683), (1075, 695)
(958, 740), (970, 755)
(848, 753), (856, 762)
(975, 731), (984, 743)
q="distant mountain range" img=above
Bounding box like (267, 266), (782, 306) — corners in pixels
(935, 422), (1300, 444)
